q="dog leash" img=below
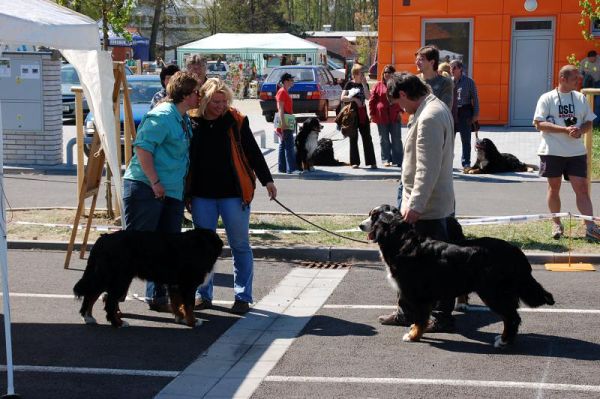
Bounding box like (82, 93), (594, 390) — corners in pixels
(272, 198), (369, 244)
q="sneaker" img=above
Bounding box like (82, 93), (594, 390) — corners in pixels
(287, 170), (302, 175)
(383, 162), (392, 167)
(351, 164), (359, 169)
(551, 223), (564, 240)
(377, 310), (411, 326)
(425, 316), (455, 333)
(585, 224), (600, 242)
(194, 298), (212, 310)
(231, 300), (251, 314)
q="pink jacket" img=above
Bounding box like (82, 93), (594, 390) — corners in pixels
(368, 81), (402, 124)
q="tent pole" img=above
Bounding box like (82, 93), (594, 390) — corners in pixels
(0, 98), (20, 398)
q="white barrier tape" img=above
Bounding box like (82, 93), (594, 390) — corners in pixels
(12, 212), (598, 234)
(572, 214), (600, 223)
(458, 213), (570, 226)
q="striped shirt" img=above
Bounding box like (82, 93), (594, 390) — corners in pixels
(150, 88), (167, 110)
(454, 74), (479, 116)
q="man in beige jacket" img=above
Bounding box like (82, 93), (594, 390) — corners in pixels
(378, 72), (457, 332)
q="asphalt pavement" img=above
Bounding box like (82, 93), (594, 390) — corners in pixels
(0, 102), (598, 398)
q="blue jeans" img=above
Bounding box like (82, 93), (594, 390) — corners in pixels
(278, 129), (296, 173)
(122, 179), (184, 304)
(191, 197), (253, 303)
(377, 123), (403, 165)
(455, 106), (473, 167)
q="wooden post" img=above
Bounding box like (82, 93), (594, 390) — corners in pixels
(72, 87), (85, 209)
(582, 88), (599, 194)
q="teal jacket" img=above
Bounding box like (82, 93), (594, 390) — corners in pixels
(124, 102), (191, 200)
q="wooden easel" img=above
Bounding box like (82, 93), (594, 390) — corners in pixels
(64, 131), (105, 268)
(64, 62), (136, 269)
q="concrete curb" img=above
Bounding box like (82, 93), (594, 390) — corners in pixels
(9, 240), (600, 265)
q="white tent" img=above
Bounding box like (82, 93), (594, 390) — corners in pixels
(177, 33), (327, 75)
(0, 0), (122, 395)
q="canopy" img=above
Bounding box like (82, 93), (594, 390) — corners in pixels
(0, 0), (123, 395)
(177, 33), (327, 75)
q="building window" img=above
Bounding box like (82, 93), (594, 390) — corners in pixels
(176, 16), (186, 25)
(591, 18), (600, 37)
(423, 20), (472, 75)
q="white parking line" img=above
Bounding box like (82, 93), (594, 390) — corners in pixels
(0, 365), (178, 378)
(264, 376), (600, 393)
(323, 305), (600, 314)
(155, 267), (349, 399)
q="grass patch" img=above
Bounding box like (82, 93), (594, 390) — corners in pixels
(6, 209), (599, 253)
(592, 128), (600, 180)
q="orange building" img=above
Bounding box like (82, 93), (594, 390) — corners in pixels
(378, 0), (594, 126)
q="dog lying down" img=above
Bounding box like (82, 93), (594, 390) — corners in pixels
(73, 228), (223, 328)
(295, 117), (345, 172)
(466, 138), (538, 174)
(359, 205), (555, 348)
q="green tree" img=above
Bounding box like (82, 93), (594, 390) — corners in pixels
(218, 0), (288, 33)
(568, 0), (600, 65)
(58, 0), (135, 51)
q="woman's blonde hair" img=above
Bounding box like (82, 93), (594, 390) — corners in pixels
(351, 63), (364, 76)
(438, 62), (451, 78)
(192, 78), (234, 118)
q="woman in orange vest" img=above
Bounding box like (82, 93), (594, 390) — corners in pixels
(187, 78), (277, 314)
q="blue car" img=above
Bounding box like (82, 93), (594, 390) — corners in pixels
(259, 66), (342, 122)
(84, 74), (162, 156)
(62, 63), (132, 118)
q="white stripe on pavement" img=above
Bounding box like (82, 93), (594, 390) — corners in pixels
(264, 376), (600, 393)
(0, 365), (178, 378)
(155, 267), (348, 399)
(323, 304), (600, 314)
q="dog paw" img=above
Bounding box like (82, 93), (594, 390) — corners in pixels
(119, 320), (130, 328)
(82, 315), (97, 325)
(494, 335), (508, 349)
(402, 332), (412, 342)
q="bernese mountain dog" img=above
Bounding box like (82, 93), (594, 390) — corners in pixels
(295, 117), (345, 171)
(466, 137), (538, 174)
(360, 205), (555, 348)
(73, 228), (223, 328)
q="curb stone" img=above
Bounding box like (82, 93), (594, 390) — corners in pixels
(9, 240), (600, 265)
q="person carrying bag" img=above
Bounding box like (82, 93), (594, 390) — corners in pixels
(275, 72), (300, 174)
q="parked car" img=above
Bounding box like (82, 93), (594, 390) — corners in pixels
(259, 65), (342, 122)
(206, 60), (229, 79)
(83, 74), (161, 156)
(62, 63), (133, 119)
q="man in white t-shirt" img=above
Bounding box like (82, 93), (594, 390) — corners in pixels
(533, 64), (600, 241)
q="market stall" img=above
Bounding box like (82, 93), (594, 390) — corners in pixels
(177, 32), (328, 82)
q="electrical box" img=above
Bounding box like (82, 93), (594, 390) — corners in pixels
(0, 51), (62, 166)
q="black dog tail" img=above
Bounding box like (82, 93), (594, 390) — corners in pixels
(518, 274), (555, 307)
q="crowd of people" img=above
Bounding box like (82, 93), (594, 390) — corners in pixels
(120, 46), (600, 318)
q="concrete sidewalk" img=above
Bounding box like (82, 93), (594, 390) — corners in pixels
(6, 122), (545, 184)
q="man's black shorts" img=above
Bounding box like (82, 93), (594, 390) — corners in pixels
(539, 154), (587, 179)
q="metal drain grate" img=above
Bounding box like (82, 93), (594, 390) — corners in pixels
(298, 261), (351, 269)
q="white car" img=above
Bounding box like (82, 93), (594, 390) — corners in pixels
(206, 61), (229, 79)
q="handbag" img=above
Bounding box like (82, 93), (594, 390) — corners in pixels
(274, 113), (297, 131)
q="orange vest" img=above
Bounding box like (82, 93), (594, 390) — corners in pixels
(227, 108), (256, 205)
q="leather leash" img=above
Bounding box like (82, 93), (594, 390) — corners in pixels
(272, 198), (369, 244)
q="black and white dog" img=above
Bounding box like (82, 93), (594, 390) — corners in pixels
(359, 205), (555, 348)
(295, 118), (321, 172)
(295, 117), (345, 171)
(466, 138), (538, 174)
